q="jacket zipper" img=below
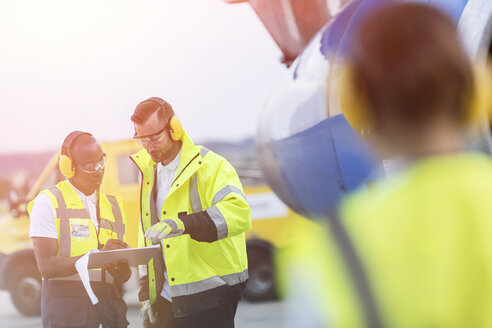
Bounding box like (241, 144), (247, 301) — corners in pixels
(171, 152), (200, 188)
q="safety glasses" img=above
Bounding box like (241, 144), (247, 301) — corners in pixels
(133, 124), (168, 145)
(75, 154), (106, 173)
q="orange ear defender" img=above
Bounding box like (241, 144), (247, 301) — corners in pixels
(144, 97), (184, 141)
(58, 131), (93, 178)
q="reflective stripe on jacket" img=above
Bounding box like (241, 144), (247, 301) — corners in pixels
(131, 131), (251, 316)
(28, 180), (127, 257)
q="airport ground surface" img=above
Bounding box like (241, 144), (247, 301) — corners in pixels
(0, 290), (284, 328)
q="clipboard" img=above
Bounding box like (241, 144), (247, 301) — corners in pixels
(88, 245), (161, 269)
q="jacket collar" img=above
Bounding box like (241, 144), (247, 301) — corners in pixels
(130, 130), (204, 186)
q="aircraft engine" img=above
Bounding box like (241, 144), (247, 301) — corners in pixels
(257, 0), (492, 219)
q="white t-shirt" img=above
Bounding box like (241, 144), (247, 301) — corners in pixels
(156, 149), (181, 301)
(29, 180), (99, 239)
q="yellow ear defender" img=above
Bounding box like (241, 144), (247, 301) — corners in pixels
(58, 131), (93, 178)
(337, 66), (374, 135)
(58, 154), (75, 178)
(169, 115), (184, 141)
(145, 97), (184, 141)
(468, 61), (492, 125)
(338, 61), (492, 131)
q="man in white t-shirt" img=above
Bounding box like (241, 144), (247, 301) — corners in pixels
(29, 131), (131, 328)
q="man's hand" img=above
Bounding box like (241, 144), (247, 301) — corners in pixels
(145, 218), (185, 244)
(102, 239), (129, 251)
(105, 259), (131, 283)
(102, 239), (131, 283)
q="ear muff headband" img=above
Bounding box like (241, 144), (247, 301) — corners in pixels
(144, 97), (184, 141)
(58, 131), (93, 178)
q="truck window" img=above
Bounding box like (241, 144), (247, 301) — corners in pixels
(117, 155), (139, 185)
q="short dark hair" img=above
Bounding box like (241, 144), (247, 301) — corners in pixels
(349, 3), (474, 129)
(131, 97), (174, 125)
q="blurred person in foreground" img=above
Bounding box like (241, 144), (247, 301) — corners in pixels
(281, 2), (492, 327)
(130, 97), (251, 328)
(29, 131), (131, 328)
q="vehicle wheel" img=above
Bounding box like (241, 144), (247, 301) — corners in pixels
(243, 247), (277, 302)
(9, 261), (42, 316)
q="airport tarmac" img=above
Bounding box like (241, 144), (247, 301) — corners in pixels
(0, 290), (284, 327)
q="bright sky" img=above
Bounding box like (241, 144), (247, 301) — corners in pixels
(0, 0), (286, 154)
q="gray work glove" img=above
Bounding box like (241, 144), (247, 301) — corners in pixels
(145, 218), (185, 244)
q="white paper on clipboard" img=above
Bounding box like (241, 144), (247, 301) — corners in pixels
(88, 245), (160, 269)
(75, 249), (100, 305)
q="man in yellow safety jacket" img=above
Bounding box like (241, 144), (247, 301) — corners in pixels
(29, 131), (131, 328)
(130, 97), (251, 328)
(281, 3), (492, 327)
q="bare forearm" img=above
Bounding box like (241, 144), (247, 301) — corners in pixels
(37, 255), (82, 279)
(32, 237), (82, 280)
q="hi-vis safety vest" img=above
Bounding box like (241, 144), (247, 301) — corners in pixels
(28, 180), (126, 259)
(280, 153), (492, 328)
(131, 131), (251, 316)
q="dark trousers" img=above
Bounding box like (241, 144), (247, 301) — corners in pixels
(147, 295), (238, 328)
(41, 280), (128, 328)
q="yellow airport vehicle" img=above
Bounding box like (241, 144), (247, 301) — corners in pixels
(0, 139), (306, 316)
(0, 139), (141, 316)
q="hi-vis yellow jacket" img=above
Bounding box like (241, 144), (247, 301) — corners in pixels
(28, 180), (126, 258)
(280, 153), (492, 328)
(131, 131), (251, 317)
